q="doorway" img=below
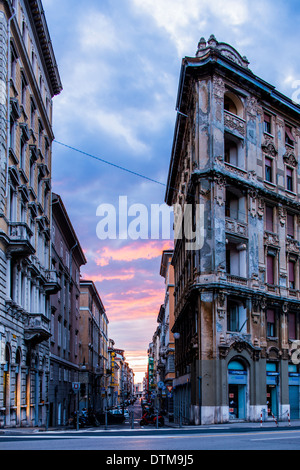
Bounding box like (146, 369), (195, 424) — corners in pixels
(228, 359), (247, 420)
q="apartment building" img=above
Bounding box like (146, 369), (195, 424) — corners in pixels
(48, 193), (86, 426)
(165, 35), (300, 424)
(158, 250), (175, 416)
(79, 280), (109, 412)
(0, 0), (62, 427)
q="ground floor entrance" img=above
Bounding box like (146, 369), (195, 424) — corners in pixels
(228, 360), (247, 420)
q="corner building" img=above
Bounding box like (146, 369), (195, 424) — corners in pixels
(0, 0), (62, 427)
(165, 35), (300, 424)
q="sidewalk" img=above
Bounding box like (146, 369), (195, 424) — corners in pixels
(2, 418), (300, 435)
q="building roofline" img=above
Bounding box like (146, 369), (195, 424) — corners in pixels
(165, 41), (300, 206)
(80, 279), (107, 318)
(52, 193), (87, 266)
(23, 0), (63, 97)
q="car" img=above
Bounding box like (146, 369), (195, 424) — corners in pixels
(109, 408), (129, 418)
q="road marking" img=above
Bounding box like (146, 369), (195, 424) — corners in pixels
(251, 435), (300, 441)
(2, 430), (300, 440)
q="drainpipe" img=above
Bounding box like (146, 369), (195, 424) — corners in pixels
(198, 376), (202, 425)
(5, 8), (16, 199)
(69, 241), (78, 281)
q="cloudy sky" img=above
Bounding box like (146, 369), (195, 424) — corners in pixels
(42, 0), (300, 382)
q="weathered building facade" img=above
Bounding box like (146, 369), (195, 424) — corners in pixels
(48, 193), (86, 426)
(0, 0), (62, 427)
(166, 35), (300, 424)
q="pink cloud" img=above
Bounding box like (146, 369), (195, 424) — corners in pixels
(93, 240), (173, 266)
(86, 270), (135, 282)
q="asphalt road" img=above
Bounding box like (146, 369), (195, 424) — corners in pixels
(1, 402), (300, 452)
(1, 427), (300, 451)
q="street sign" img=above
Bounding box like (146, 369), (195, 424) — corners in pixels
(158, 381), (164, 389)
(72, 382), (80, 391)
(167, 386), (173, 392)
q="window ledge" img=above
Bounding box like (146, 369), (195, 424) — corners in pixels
(264, 131), (274, 138)
(264, 180), (276, 187)
(285, 189), (296, 197)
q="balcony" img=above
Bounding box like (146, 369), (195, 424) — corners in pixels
(226, 274), (248, 287)
(8, 222), (35, 256)
(24, 313), (51, 345)
(225, 217), (248, 238)
(44, 270), (61, 294)
(224, 110), (246, 137)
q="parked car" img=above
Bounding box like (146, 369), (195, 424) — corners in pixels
(95, 410), (125, 425)
(109, 408), (129, 418)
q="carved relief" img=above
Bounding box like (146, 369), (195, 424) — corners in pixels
(262, 139), (278, 158)
(248, 189), (258, 218)
(214, 175), (226, 206)
(246, 96), (263, 118)
(283, 150), (298, 168)
(224, 111), (246, 135)
(286, 238), (300, 253)
(264, 231), (280, 247)
(213, 75), (225, 103)
(278, 205), (286, 226)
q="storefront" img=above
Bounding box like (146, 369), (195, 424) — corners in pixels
(228, 360), (247, 420)
(266, 362), (279, 418)
(289, 364), (300, 419)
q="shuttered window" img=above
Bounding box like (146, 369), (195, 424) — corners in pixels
(287, 213), (294, 237)
(267, 254), (275, 285)
(266, 205), (273, 232)
(289, 312), (296, 340)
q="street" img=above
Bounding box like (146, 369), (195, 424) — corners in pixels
(1, 427), (300, 451)
(1, 402), (300, 452)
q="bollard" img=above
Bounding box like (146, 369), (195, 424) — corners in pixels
(272, 413), (278, 426)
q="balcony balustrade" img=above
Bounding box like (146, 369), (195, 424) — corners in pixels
(8, 222), (35, 256)
(24, 313), (51, 345)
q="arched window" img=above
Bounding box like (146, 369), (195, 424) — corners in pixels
(224, 92), (243, 117)
(3, 345), (11, 409)
(228, 360), (245, 371)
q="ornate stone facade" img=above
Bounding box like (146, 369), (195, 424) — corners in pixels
(166, 35), (300, 425)
(0, 0), (62, 428)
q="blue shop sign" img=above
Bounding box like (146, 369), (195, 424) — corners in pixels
(228, 370), (247, 385)
(266, 372), (279, 385)
(289, 373), (300, 385)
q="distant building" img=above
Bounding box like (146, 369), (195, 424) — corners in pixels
(0, 0), (62, 427)
(157, 250), (175, 416)
(79, 280), (109, 412)
(48, 193), (86, 426)
(165, 35), (300, 424)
